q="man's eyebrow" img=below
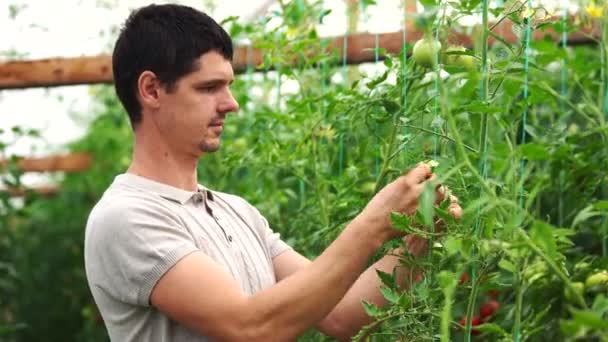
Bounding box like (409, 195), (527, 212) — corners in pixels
(192, 78), (235, 87)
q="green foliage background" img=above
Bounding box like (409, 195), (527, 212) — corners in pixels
(1, 0), (608, 341)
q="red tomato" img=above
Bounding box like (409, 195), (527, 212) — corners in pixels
(486, 289), (499, 299)
(459, 316), (482, 336)
(459, 272), (469, 285)
(479, 300), (500, 320)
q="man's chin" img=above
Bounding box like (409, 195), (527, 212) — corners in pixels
(199, 141), (221, 153)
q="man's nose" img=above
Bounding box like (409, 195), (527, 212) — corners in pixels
(219, 90), (239, 114)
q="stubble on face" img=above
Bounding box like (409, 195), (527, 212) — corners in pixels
(198, 139), (220, 153)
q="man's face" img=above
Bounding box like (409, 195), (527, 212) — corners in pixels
(154, 51), (239, 156)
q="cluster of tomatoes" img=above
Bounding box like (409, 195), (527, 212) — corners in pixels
(458, 272), (500, 337)
(565, 269), (608, 302)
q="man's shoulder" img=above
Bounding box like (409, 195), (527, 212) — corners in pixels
(207, 188), (248, 206)
(87, 178), (180, 231)
(205, 187), (260, 214)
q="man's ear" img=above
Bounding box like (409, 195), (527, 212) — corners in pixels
(137, 71), (162, 110)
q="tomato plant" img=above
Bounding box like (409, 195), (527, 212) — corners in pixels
(2, 0), (608, 341)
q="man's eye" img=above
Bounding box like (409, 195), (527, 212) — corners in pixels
(197, 85), (219, 92)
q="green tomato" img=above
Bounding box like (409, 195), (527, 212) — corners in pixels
(564, 282), (585, 303)
(574, 261), (590, 272)
(232, 138), (247, 150)
(523, 260), (548, 284)
(412, 38), (441, 68)
(443, 46), (476, 71)
(360, 181), (377, 195)
(585, 271), (608, 291)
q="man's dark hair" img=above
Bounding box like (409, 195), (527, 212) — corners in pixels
(112, 4), (233, 127)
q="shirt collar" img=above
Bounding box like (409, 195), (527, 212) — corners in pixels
(114, 173), (214, 205)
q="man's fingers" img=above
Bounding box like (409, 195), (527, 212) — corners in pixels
(449, 201), (462, 221)
(435, 185), (448, 204)
(406, 163), (432, 184)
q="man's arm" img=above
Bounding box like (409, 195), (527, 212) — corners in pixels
(271, 235), (427, 341)
(272, 193), (462, 341)
(150, 164), (433, 341)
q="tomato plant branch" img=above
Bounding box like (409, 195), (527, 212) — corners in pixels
(397, 124), (478, 153)
(373, 76), (417, 192)
(536, 81), (602, 125)
(488, 3), (527, 32)
(445, 105), (496, 198)
(512, 262), (524, 341)
(517, 228), (588, 309)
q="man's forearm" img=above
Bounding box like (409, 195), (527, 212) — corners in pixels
(322, 235), (429, 341)
(245, 216), (390, 342)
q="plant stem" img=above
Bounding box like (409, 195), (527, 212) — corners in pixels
(600, 18), (607, 114)
(398, 124), (478, 152)
(374, 77), (417, 192)
(518, 228), (588, 309)
(513, 266), (523, 341)
(601, 15), (608, 256)
(488, 2), (527, 31)
(311, 135), (330, 228)
(538, 80), (602, 125)
(445, 111), (495, 197)
(440, 281), (456, 342)
(464, 266), (481, 342)
(479, 0), (489, 178)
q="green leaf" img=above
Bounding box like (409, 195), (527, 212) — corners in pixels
(379, 287), (400, 304)
(437, 271), (457, 289)
(591, 294), (608, 313)
(417, 182), (436, 227)
(419, 0), (438, 9)
(570, 309), (608, 329)
(362, 301), (382, 317)
(390, 212), (412, 232)
(442, 236), (462, 256)
(366, 69), (389, 89)
(361, 0), (377, 7)
(463, 0), (482, 11)
(499, 259), (516, 273)
(376, 269), (396, 289)
(486, 29), (514, 52)
(530, 221), (557, 260)
(390, 212), (440, 238)
(384, 56), (393, 68)
(571, 206), (603, 229)
(519, 143), (551, 161)
(381, 99), (400, 114)
(559, 319), (582, 337)
(475, 323), (509, 336)
(458, 101), (503, 113)
(592, 201), (608, 210)
(318, 9), (332, 24)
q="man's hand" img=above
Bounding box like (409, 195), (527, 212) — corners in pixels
(405, 189), (462, 258)
(357, 164), (433, 240)
(436, 184), (462, 220)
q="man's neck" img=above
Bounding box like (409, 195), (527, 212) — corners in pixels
(128, 136), (200, 192)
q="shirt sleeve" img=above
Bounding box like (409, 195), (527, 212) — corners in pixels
(225, 193), (293, 258)
(86, 197), (199, 306)
(257, 213), (293, 258)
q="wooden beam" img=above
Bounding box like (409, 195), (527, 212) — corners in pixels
(0, 152), (92, 173)
(0, 185), (59, 198)
(0, 19), (600, 90)
(0, 56), (113, 89)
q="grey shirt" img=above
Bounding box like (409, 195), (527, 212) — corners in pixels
(84, 173), (292, 341)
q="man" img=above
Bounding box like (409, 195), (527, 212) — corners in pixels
(84, 4), (461, 342)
